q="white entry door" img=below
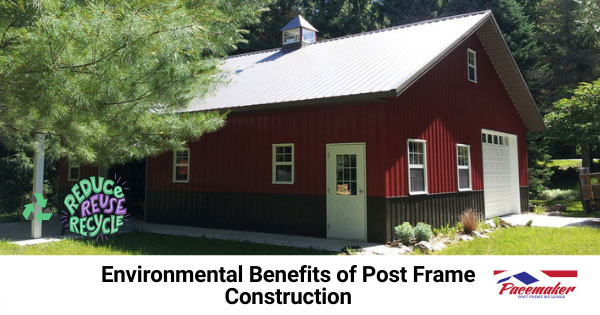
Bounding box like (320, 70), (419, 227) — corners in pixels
(326, 143), (367, 241)
(482, 130), (520, 218)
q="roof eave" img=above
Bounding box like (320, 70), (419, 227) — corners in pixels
(477, 14), (545, 132)
(186, 90), (398, 114)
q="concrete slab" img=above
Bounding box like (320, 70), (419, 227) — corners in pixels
(501, 214), (600, 228)
(0, 216), (141, 244)
(13, 237), (65, 246)
(137, 222), (381, 253)
(0, 216), (64, 242)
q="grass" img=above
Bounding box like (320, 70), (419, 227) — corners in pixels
(0, 211), (22, 224)
(530, 199), (600, 217)
(541, 158), (600, 170)
(436, 227), (600, 255)
(0, 207), (59, 224)
(0, 231), (335, 255)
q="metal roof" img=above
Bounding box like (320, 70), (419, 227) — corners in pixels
(184, 11), (544, 132)
(280, 15), (318, 32)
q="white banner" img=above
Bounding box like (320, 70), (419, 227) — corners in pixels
(0, 256), (596, 314)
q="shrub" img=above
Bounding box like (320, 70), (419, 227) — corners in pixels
(479, 221), (491, 231)
(434, 223), (451, 236)
(394, 222), (414, 245)
(526, 219), (533, 227)
(460, 209), (479, 234)
(539, 188), (579, 201)
(533, 205), (546, 215)
(414, 222), (433, 242)
(493, 216), (500, 228)
(448, 227), (457, 241)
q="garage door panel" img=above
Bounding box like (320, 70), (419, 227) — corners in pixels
(482, 130), (520, 218)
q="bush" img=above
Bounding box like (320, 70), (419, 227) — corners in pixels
(533, 205), (546, 215)
(479, 221), (491, 230)
(493, 216), (500, 228)
(414, 222), (432, 242)
(460, 209), (479, 234)
(448, 227), (457, 241)
(433, 223), (451, 236)
(539, 188), (579, 201)
(394, 222), (414, 245)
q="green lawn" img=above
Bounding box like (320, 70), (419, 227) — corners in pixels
(437, 227), (600, 255)
(0, 211), (22, 224)
(541, 158), (600, 170)
(0, 231), (334, 255)
(530, 199), (600, 217)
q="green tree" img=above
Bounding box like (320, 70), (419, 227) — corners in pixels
(0, 0), (265, 165)
(532, 0), (600, 110)
(0, 0), (266, 220)
(545, 79), (600, 168)
(441, 0), (539, 82)
(375, 0), (440, 27)
(302, 0), (380, 40)
(236, 0), (381, 53)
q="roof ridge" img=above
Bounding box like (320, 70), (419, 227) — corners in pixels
(227, 10), (491, 60)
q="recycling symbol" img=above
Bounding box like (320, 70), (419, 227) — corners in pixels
(22, 193), (53, 222)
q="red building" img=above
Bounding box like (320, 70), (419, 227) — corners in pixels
(59, 11), (544, 243)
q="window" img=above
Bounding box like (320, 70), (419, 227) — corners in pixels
(408, 139), (427, 194)
(68, 161), (79, 181)
(303, 30), (316, 44)
(272, 144), (294, 184)
(336, 154), (357, 195)
(456, 144), (472, 191)
(173, 148), (190, 183)
(482, 132), (509, 146)
(282, 28), (300, 44)
(467, 49), (477, 83)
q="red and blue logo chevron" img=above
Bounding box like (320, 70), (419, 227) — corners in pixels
(494, 270), (577, 298)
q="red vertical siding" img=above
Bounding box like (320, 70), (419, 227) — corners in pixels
(145, 33), (529, 199)
(48, 33), (524, 201)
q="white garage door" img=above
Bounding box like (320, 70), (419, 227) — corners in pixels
(481, 130), (520, 218)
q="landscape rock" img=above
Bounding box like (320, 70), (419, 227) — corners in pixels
(472, 231), (489, 239)
(431, 242), (446, 251)
(460, 235), (473, 241)
(485, 220), (497, 229)
(443, 239), (452, 244)
(546, 204), (567, 212)
(483, 229), (493, 234)
(547, 211), (561, 216)
(414, 241), (434, 252)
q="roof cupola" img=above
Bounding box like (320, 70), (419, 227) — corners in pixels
(280, 15), (318, 49)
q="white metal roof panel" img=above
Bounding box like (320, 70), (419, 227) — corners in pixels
(184, 11), (491, 113)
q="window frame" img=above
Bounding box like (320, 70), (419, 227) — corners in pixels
(68, 161), (80, 182)
(272, 143), (294, 184)
(407, 139), (428, 195)
(456, 144), (472, 191)
(282, 28), (300, 45)
(467, 48), (477, 83)
(172, 147), (190, 183)
(302, 30), (316, 44)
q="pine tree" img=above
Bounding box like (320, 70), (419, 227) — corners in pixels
(0, 0), (267, 166)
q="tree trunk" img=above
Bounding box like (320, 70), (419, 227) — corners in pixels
(582, 143), (591, 169)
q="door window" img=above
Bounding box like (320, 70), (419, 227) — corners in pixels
(336, 154), (357, 195)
